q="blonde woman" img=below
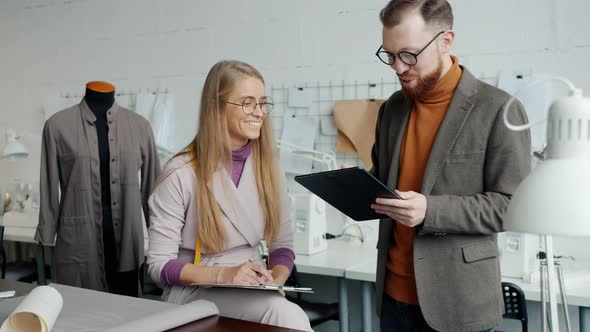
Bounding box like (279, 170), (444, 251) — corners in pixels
(147, 60), (311, 331)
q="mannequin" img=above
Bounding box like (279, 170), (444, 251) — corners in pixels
(85, 82), (138, 296)
(85, 81), (115, 111)
(36, 80), (160, 295)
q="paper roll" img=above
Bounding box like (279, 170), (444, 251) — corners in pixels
(102, 300), (219, 332)
(0, 286), (63, 332)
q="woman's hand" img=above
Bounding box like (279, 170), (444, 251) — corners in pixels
(218, 261), (274, 285)
(270, 265), (291, 296)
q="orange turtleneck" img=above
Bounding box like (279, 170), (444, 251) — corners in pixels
(385, 55), (462, 305)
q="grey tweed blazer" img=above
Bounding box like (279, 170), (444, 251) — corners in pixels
(371, 67), (531, 332)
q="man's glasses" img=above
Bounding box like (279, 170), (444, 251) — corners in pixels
(375, 31), (445, 67)
(223, 96), (274, 115)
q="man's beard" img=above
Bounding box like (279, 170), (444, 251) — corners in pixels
(399, 58), (444, 100)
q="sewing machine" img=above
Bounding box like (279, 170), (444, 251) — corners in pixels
(291, 193), (327, 255)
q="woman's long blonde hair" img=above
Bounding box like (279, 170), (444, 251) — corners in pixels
(184, 60), (281, 253)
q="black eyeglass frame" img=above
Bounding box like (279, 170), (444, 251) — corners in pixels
(223, 97), (274, 115)
(375, 31), (445, 67)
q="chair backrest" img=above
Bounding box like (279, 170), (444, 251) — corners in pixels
(285, 264), (303, 301)
(502, 281), (528, 332)
(0, 225), (6, 278)
(285, 265), (340, 327)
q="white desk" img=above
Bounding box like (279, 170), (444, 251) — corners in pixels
(1, 211), (39, 243)
(344, 258), (590, 331)
(294, 239), (375, 332)
(0, 212), (49, 285)
(345, 259), (377, 332)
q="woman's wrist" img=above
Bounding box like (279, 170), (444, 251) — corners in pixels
(271, 265), (290, 285)
(216, 267), (226, 284)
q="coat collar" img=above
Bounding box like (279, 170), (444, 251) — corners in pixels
(80, 99), (120, 124)
(211, 156), (263, 247)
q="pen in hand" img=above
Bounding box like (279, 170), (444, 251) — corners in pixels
(248, 259), (274, 285)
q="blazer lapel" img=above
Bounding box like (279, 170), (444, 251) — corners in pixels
(236, 157), (265, 242)
(421, 68), (477, 195)
(211, 157), (260, 247)
(386, 98), (413, 189)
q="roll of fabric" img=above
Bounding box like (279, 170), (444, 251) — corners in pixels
(102, 300), (219, 332)
(0, 284), (219, 332)
(0, 286), (63, 332)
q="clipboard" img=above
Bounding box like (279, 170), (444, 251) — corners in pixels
(294, 166), (401, 221)
(192, 283), (314, 294)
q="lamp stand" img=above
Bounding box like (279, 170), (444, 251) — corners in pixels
(539, 235), (572, 332)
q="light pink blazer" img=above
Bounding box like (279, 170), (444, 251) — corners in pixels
(146, 153), (293, 299)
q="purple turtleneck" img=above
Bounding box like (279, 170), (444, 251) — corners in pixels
(230, 140), (252, 186)
(159, 141), (295, 286)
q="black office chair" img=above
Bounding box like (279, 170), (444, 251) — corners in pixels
(502, 281), (528, 332)
(0, 225), (50, 283)
(285, 265), (340, 327)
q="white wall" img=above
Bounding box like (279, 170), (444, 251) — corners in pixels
(1, 1), (589, 330)
(2, 0), (590, 148)
(3, 0), (588, 256)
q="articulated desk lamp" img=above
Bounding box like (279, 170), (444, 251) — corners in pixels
(275, 139), (338, 171)
(503, 78), (590, 332)
(1, 129), (29, 160)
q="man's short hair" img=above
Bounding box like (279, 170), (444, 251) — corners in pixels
(380, 0), (453, 30)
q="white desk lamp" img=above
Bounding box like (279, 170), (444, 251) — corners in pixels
(503, 77), (590, 332)
(2, 129), (29, 160)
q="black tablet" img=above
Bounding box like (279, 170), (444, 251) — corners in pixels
(294, 166), (401, 221)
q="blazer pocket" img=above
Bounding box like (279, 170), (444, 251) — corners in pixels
(446, 151), (485, 164)
(461, 239), (499, 263)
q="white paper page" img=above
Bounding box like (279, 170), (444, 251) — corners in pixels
(151, 93), (176, 150)
(134, 93), (157, 123)
(288, 87), (313, 108)
(497, 71), (553, 151)
(280, 111), (318, 174)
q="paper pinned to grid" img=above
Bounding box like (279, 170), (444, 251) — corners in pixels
(496, 71), (558, 152)
(279, 110), (318, 174)
(333, 99), (384, 169)
(287, 87), (313, 108)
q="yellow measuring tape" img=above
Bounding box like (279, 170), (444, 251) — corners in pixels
(193, 238), (201, 265)
(190, 151), (202, 266)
